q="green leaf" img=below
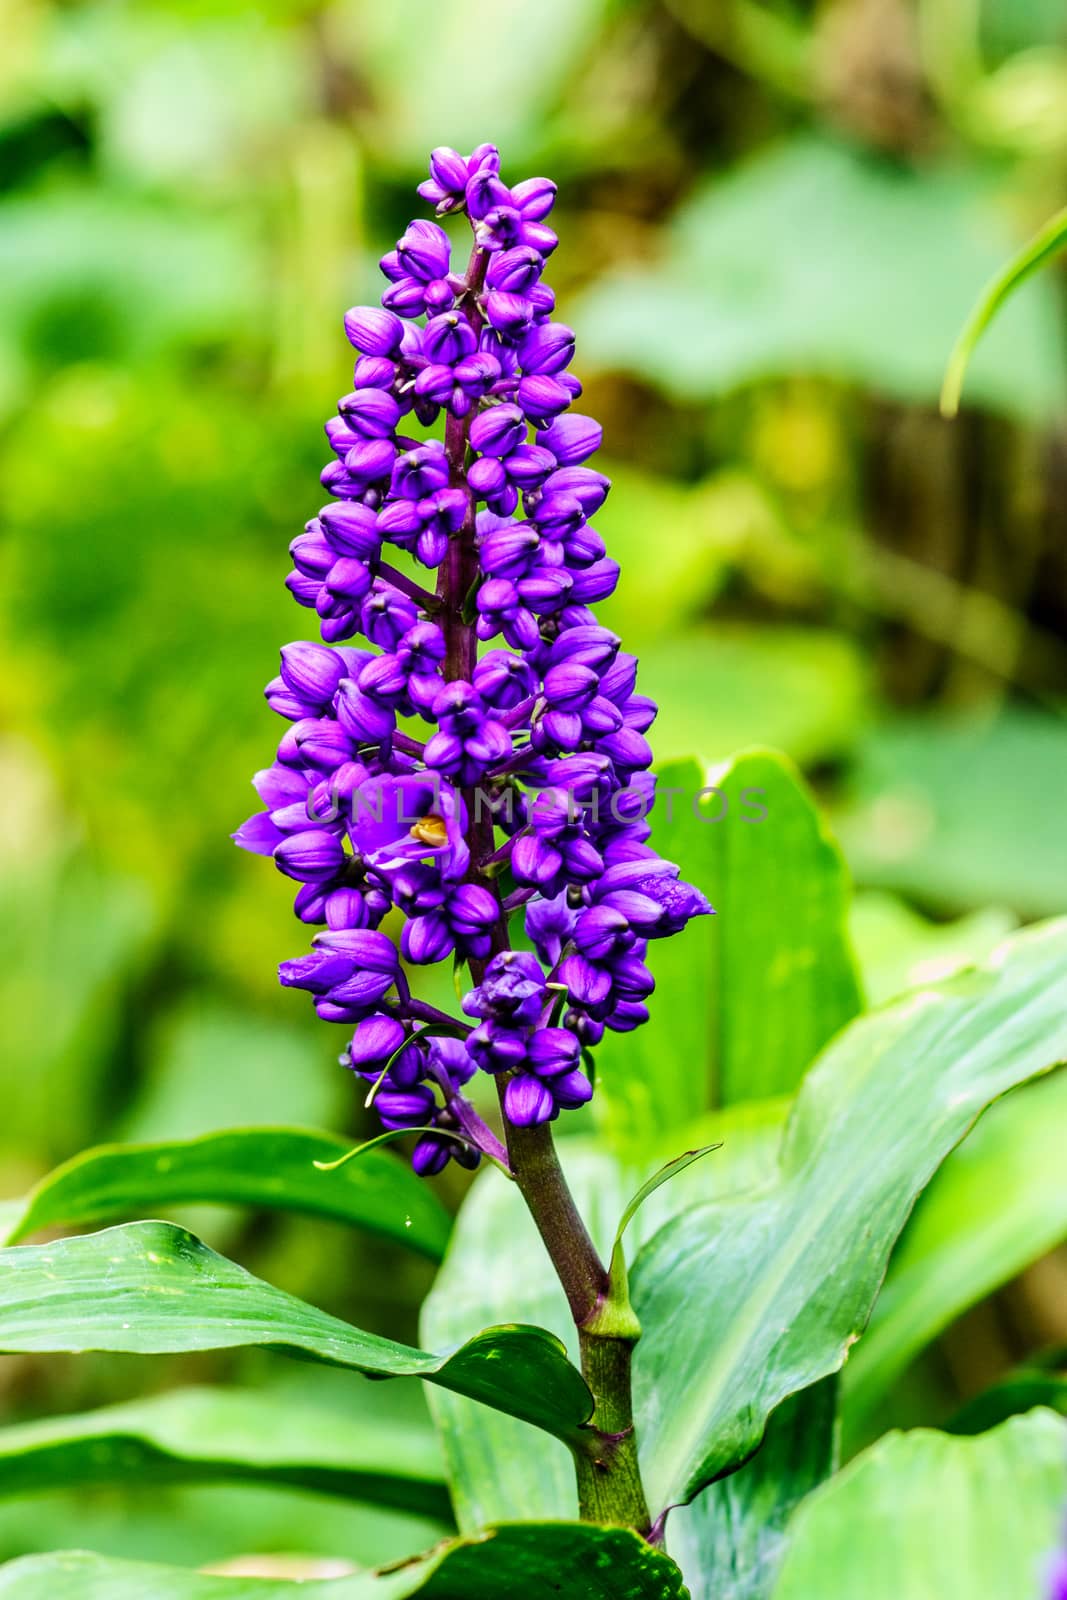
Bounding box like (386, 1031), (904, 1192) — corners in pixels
(666, 1380), (838, 1600)
(629, 919), (1067, 1512)
(597, 748), (861, 1147)
(574, 136), (1066, 421)
(771, 1409), (1067, 1600)
(842, 1067), (1067, 1445)
(1, 1127), (451, 1262)
(0, 1388), (450, 1522)
(0, 1524), (688, 1599)
(941, 203), (1067, 415)
(609, 1147), (719, 1281)
(422, 1105), (791, 1532)
(0, 1221), (592, 1448)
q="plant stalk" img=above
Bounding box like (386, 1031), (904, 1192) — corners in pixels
(437, 241), (651, 1534)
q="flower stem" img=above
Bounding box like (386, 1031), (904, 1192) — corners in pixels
(438, 236), (651, 1535)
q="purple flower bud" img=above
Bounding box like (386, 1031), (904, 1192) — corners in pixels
(485, 291), (535, 338)
(334, 679), (397, 742)
(479, 523), (540, 579)
(486, 246), (544, 295)
(467, 456), (509, 499)
(473, 649), (535, 710)
(551, 1067), (593, 1109)
(519, 323), (576, 376)
(234, 811), (285, 856)
(344, 306), (405, 357)
(545, 625), (620, 672)
(525, 892), (576, 967)
(279, 641), (348, 707)
(323, 556), (374, 605)
(527, 1027), (581, 1078)
(536, 414), (602, 466)
(353, 355), (398, 390)
(558, 953), (613, 1009)
(547, 467), (614, 515)
(412, 1134), (452, 1175)
(360, 582), (419, 649)
(508, 176), (554, 221)
(402, 911), (454, 965)
(517, 374), (574, 425)
(470, 404), (526, 458)
(342, 438), (397, 488)
(567, 557), (620, 605)
(517, 567), (572, 612)
(291, 717), (355, 771)
(376, 1084), (437, 1129)
(381, 277), (430, 318)
(467, 167), (510, 221)
(453, 350), (501, 399)
(325, 417), (361, 457)
(427, 146), (469, 195)
(347, 1013), (406, 1068)
(338, 388), (401, 439)
(468, 1022), (529, 1074)
(507, 443), (556, 489)
(396, 220), (451, 282)
(504, 1073), (555, 1126)
(391, 443), (449, 500)
(422, 313), (477, 365)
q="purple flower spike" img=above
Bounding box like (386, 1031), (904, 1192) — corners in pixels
(236, 139), (712, 1172)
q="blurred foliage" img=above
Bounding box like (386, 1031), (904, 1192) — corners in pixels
(1, 0), (1066, 1572)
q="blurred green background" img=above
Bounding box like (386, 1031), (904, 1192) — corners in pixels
(1, 0), (1066, 1572)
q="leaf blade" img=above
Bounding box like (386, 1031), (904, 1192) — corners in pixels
(3, 1127), (451, 1261)
(0, 1524), (689, 1599)
(771, 1410), (1067, 1600)
(630, 920), (1067, 1511)
(0, 1387), (451, 1521)
(941, 203), (1067, 416)
(0, 1221), (592, 1448)
(842, 1067), (1067, 1444)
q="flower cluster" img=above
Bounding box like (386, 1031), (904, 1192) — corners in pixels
(236, 143), (712, 1175)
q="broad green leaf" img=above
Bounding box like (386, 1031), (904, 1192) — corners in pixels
(1, 1126), (450, 1261)
(0, 1387), (450, 1521)
(771, 1409), (1067, 1600)
(422, 1104), (790, 1531)
(842, 1068), (1067, 1444)
(0, 1221), (591, 1448)
(0, 1375), (444, 1572)
(833, 709), (1067, 918)
(942, 203), (1067, 415)
(629, 919), (1067, 1511)
(667, 1380), (838, 1600)
(574, 136), (1065, 420)
(0, 1524), (688, 1599)
(597, 748), (861, 1147)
